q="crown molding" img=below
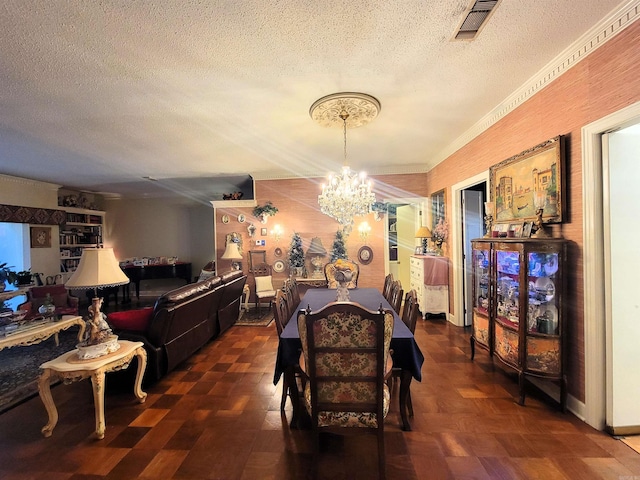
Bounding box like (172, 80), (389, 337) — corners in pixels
(0, 174), (60, 190)
(434, 0), (640, 166)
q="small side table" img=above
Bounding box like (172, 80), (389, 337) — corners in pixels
(38, 340), (147, 440)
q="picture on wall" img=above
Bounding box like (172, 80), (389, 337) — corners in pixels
(490, 136), (564, 224)
(30, 226), (51, 248)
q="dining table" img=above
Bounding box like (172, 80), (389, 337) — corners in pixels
(273, 287), (424, 431)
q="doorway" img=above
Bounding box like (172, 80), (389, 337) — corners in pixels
(451, 171), (490, 327)
(603, 123), (640, 433)
(582, 99), (640, 430)
(461, 185), (486, 326)
(384, 199), (422, 292)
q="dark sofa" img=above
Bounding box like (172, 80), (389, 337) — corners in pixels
(108, 270), (247, 383)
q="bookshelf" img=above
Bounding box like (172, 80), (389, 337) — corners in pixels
(59, 207), (105, 273)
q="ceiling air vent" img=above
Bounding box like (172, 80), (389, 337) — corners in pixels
(453, 0), (500, 41)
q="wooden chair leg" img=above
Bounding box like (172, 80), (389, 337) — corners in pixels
(280, 381), (288, 412)
(377, 428), (386, 480)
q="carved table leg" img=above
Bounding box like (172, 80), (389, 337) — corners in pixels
(91, 370), (106, 439)
(38, 368), (58, 437)
(133, 347), (148, 403)
(399, 369), (413, 431)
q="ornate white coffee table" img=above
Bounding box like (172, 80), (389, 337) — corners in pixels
(0, 315), (85, 352)
(38, 340), (147, 439)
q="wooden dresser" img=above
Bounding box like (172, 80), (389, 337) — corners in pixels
(409, 255), (449, 319)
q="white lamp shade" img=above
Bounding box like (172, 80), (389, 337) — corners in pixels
(221, 242), (242, 260)
(65, 247), (129, 289)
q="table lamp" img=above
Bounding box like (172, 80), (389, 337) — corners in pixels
(65, 247), (130, 359)
(307, 237), (327, 279)
(221, 242), (243, 271)
(415, 226), (432, 254)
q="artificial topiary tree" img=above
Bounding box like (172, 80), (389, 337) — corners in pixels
(288, 232), (305, 274)
(330, 230), (348, 262)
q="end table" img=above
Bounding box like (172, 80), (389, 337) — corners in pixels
(38, 340), (147, 439)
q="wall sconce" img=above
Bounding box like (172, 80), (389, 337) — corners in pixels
(271, 224), (283, 243)
(358, 221), (371, 244)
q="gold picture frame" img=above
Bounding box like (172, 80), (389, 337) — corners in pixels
(490, 136), (564, 224)
(30, 226), (51, 248)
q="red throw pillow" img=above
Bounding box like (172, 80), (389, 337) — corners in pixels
(107, 307), (153, 332)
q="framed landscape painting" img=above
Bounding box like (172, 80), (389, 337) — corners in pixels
(490, 136), (564, 224)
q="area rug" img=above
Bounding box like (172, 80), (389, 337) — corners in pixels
(0, 329), (79, 413)
(235, 308), (274, 327)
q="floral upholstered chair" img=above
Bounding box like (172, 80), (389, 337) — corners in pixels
(324, 259), (359, 289)
(298, 302), (394, 479)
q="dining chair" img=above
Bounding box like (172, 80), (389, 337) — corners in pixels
(324, 259), (359, 289)
(298, 302), (394, 480)
(390, 289), (420, 416)
(382, 273), (394, 303)
(253, 263), (276, 318)
(272, 289), (305, 413)
(282, 278), (298, 315)
(389, 280), (404, 315)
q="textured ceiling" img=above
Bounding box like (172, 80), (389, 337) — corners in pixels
(0, 0), (629, 198)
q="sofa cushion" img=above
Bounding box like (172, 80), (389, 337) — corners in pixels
(108, 307), (154, 332)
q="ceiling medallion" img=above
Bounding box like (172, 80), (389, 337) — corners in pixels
(309, 92), (381, 129)
(312, 92), (380, 228)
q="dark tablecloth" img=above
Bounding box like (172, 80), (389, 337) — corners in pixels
(273, 288), (424, 384)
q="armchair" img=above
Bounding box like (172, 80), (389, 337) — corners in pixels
(18, 284), (79, 318)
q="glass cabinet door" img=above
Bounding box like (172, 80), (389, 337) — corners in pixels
(471, 243), (491, 350)
(525, 248), (562, 375)
(493, 247), (522, 367)
(526, 251), (559, 335)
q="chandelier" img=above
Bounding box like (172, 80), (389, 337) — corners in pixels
(311, 92), (380, 227)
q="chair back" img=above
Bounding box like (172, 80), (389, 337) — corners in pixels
(389, 281), (403, 315)
(298, 302), (394, 428)
(282, 278), (298, 314)
(272, 289), (290, 335)
(401, 289), (420, 334)
(382, 273), (394, 302)
(253, 263), (275, 294)
(324, 260), (359, 289)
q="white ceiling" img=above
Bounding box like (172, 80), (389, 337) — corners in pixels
(0, 0), (629, 199)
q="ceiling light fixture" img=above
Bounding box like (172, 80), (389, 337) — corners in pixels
(310, 92), (380, 228)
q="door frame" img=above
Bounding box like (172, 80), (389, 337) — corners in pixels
(582, 99), (640, 430)
(382, 196), (426, 276)
(451, 171), (490, 328)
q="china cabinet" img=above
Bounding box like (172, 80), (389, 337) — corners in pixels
(470, 237), (566, 410)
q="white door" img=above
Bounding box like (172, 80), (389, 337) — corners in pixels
(603, 124), (640, 431)
(462, 190), (484, 326)
(396, 204), (416, 294)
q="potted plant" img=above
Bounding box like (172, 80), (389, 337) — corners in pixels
(0, 263), (18, 291)
(15, 269), (33, 287)
(253, 201), (279, 224)
(288, 232), (305, 277)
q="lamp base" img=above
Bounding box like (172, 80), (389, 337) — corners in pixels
(76, 335), (120, 360)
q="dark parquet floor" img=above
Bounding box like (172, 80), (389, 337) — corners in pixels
(0, 312), (638, 479)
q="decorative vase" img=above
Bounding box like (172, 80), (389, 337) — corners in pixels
(38, 303), (56, 319)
